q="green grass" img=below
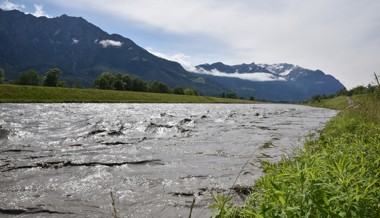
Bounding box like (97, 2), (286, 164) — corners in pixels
(0, 85), (253, 103)
(212, 94), (380, 217)
(306, 95), (348, 110)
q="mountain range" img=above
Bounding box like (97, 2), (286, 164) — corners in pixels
(194, 62), (344, 101)
(0, 9), (345, 101)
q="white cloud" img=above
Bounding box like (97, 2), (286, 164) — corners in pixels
(99, 39), (123, 48)
(0, 0), (25, 10)
(196, 68), (285, 82)
(0, 1), (50, 18)
(147, 48), (196, 72)
(32, 4), (50, 17)
(147, 48), (286, 81)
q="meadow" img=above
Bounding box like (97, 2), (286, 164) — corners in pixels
(0, 85), (252, 104)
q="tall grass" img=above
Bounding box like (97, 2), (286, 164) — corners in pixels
(212, 93), (380, 217)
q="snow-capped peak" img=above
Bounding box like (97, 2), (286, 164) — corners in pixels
(260, 63), (296, 76)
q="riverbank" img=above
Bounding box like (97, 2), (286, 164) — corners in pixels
(213, 94), (380, 217)
(0, 85), (253, 103)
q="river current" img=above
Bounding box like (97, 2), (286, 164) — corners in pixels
(0, 103), (337, 217)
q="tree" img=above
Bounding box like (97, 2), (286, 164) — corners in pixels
(15, 70), (41, 86)
(130, 77), (148, 92)
(43, 68), (61, 87)
(149, 81), (170, 93)
(93, 72), (148, 92)
(184, 88), (197, 96)
(121, 74), (132, 91)
(335, 88), (348, 97)
(57, 80), (67, 87)
(113, 73), (125, 90)
(226, 92), (238, 99)
(0, 68), (4, 84)
(172, 86), (184, 95)
(94, 72), (114, 89)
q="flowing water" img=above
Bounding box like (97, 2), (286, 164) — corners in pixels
(0, 103), (337, 217)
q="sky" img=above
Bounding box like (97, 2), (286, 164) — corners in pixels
(1, 0), (380, 89)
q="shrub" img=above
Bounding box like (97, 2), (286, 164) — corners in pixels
(15, 69), (41, 86)
(43, 68), (62, 87)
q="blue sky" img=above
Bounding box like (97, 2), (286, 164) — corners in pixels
(1, 0), (380, 89)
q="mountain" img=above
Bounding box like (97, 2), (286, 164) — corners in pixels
(0, 9), (224, 95)
(0, 9), (345, 101)
(195, 62), (345, 101)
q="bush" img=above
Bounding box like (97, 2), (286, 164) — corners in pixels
(43, 68), (62, 87)
(172, 86), (184, 95)
(15, 69), (41, 86)
(226, 92), (238, 99)
(184, 88), (197, 96)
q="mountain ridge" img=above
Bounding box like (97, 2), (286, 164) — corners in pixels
(195, 62), (345, 101)
(0, 9), (225, 96)
(0, 9), (345, 101)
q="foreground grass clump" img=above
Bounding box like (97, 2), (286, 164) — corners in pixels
(0, 85), (252, 103)
(213, 94), (380, 217)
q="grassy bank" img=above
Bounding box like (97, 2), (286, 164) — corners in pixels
(213, 94), (380, 217)
(0, 85), (252, 103)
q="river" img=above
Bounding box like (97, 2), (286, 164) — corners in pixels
(0, 103), (337, 217)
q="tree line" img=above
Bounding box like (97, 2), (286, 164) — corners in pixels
(0, 68), (198, 96)
(93, 72), (198, 95)
(306, 73), (380, 103)
(0, 68), (65, 87)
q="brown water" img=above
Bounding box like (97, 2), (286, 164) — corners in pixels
(0, 103), (337, 217)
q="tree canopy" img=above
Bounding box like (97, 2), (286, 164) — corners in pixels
(0, 68), (4, 84)
(94, 72), (148, 92)
(149, 81), (170, 93)
(15, 70), (41, 86)
(184, 88), (197, 96)
(93, 72), (197, 96)
(43, 68), (62, 87)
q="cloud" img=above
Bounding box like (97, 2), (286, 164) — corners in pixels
(146, 48), (196, 72)
(99, 39), (123, 48)
(195, 68), (285, 82)
(32, 4), (50, 17)
(0, 1), (50, 17)
(0, 0), (25, 10)
(147, 48), (286, 81)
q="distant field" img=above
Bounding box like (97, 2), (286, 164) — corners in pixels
(0, 85), (253, 103)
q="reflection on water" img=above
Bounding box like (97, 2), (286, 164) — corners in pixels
(0, 103), (337, 217)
